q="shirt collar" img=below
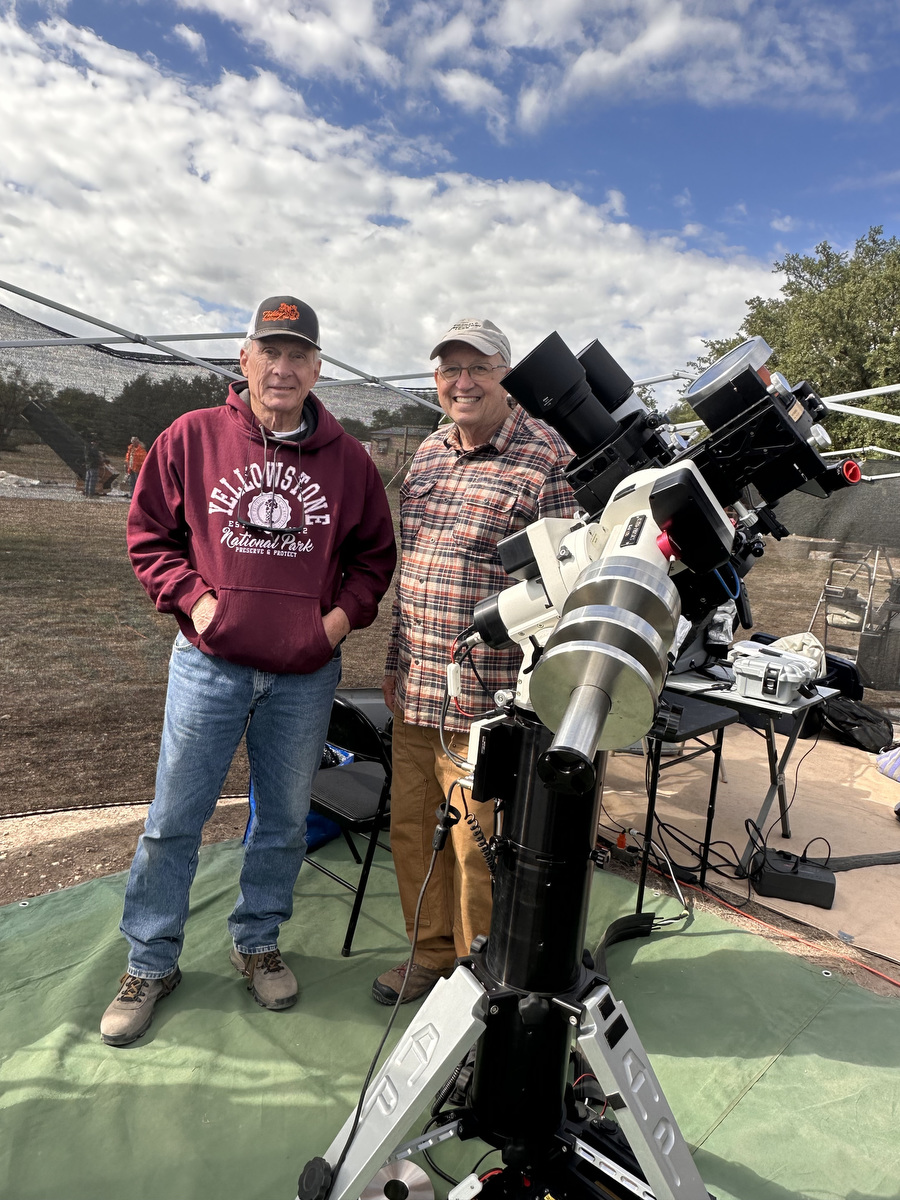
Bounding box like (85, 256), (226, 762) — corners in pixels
(443, 406), (520, 456)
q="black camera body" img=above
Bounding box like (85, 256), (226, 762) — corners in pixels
(503, 332), (859, 627)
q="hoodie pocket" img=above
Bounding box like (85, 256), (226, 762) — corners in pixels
(199, 587), (333, 674)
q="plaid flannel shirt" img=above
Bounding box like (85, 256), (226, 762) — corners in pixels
(384, 406), (575, 731)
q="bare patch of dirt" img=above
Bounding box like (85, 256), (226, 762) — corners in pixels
(0, 798), (250, 902)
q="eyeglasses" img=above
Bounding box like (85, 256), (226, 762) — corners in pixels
(436, 363), (507, 382)
(235, 516), (308, 537)
(235, 492), (307, 537)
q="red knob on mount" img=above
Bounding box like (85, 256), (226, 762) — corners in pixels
(656, 530), (681, 560)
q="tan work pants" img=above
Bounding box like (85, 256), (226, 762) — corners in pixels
(389, 710), (494, 968)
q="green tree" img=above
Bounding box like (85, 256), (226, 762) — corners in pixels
(109, 371), (226, 447)
(684, 226), (900, 451)
(0, 367), (52, 451)
(338, 417), (371, 443)
(369, 401), (441, 431)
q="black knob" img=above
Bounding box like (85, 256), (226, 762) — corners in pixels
(297, 1157), (333, 1200)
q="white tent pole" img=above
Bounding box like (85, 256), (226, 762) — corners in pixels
(822, 401), (900, 425)
(0, 332), (245, 348)
(823, 382), (900, 402)
(0, 278), (243, 380)
(0, 279), (442, 411)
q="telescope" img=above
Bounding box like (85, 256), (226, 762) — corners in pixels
(298, 335), (859, 1200)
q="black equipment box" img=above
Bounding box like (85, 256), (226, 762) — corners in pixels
(750, 847), (835, 909)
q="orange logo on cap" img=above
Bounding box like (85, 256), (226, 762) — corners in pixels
(262, 303), (300, 322)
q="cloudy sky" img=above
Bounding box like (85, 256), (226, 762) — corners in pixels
(1, 0), (898, 396)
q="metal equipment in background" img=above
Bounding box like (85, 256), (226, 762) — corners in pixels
(20, 397), (119, 492)
(298, 334), (858, 1200)
(809, 547), (900, 690)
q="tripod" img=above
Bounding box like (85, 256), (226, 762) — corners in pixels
(298, 713), (713, 1200)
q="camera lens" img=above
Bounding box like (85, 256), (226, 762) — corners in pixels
(503, 332), (619, 457)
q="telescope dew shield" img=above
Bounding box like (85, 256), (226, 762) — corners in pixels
(503, 332), (620, 457)
(685, 336), (773, 428)
(684, 334), (850, 508)
(576, 338), (635, 414)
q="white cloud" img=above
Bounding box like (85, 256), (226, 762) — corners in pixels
(770, 214), (797, 232)
(434, 68), (508, 137)
(673, 188), (693, 213)
(600, 188), (627, 218)
(175, 0), (396, 83)
(168, 0), (874, 134)
(173, 23), (207, 61)
(0, 12), (777, 391)
(516, 0), (864, 130)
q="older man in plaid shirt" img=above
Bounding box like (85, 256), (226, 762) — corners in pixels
(375, 318), (575, 1005)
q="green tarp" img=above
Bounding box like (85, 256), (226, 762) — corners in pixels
(1, 839), (898, 1200)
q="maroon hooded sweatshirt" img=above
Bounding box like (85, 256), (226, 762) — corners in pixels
(127, 381), (396, 675)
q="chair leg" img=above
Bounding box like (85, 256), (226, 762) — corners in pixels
(340, 796), (391, 955)
(342, 828), (363, 865)
(341, 809), (388, 957)
(636, 737), (664, 914)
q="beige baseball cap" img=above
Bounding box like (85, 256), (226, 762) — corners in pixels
(430, 318), (510, 364)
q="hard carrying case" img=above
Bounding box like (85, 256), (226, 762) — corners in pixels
(730, 641), (819, 705)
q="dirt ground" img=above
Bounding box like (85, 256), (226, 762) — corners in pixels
(2, 441), (898, 999)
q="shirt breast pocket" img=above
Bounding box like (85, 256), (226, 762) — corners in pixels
(452, 482), (521, 562)
(400, 475), (438, 540)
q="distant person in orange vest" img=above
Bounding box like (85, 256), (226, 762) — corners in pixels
(123, 437), (147, 499)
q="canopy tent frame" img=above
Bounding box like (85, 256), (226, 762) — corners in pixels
(0, 279), (443, 413)
(3, 277), (898, 425)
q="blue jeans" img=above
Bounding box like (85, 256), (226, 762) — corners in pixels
(120, 633), (341, 978)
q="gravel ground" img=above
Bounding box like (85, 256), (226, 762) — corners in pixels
(0, 471), (128, 503)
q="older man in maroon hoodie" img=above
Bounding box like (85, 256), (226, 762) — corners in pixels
(101, 296), (395, 1046)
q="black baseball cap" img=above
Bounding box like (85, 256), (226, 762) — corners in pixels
(246, 295), (320, 348)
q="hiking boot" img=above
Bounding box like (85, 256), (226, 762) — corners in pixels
(230, 946), (298, 1010)
(372, 961), (453, 1006)
(100, 968), (182, 1047)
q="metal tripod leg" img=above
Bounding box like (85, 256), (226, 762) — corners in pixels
(577, 984), (710, 1200)
(313, 966), (488, 1200)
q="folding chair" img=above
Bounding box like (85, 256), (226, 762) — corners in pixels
(306, 690), (392, 956)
